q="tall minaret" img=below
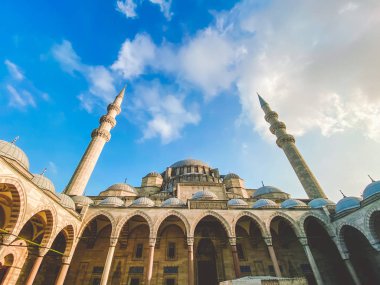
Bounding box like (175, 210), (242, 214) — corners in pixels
(65, 87), (125, 196)
(258, 94), (327, 199)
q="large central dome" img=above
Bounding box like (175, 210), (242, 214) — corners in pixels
(170, 159), (210, 168)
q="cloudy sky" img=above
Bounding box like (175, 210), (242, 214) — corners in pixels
(1, 0), (379, 201)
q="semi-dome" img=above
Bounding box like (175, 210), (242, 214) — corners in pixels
(162, 197), (186, 207)
(308, 198), (335, 209)
(0, 140), (30, 170)
(281, 199), (307, 209)
(130, 197), (155, 207)
(336, 197), (361, 213)
(252, 199), (278, 209)
(227, 198), (248, 207)
(192, 190), (217, 200)
(253, 186), (284, 197)
(145, 172), (162, 178)
(170, 159), (209, 168)
(57, 193), (76, 210)
(99, 197), (124, 207)
(224, 173), (240, 180)
(363, 180), (380, 199)
(106, 183), (137, 194)
(31, 174), (55, 193)
(72, 195), (94, 207)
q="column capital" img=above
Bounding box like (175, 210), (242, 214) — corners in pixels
(229, 237), (237, 246)
(62, 256), (72, 265)
(38, 248), (49, 257)
(110, 237), (119, 247)
(187, 237), (194, 246)
(298, 237), (308, 246)
(149, 237), (156, 247)
(263, 237), (273, 246)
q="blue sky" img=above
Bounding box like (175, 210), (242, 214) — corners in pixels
(1, 0), (380, 201)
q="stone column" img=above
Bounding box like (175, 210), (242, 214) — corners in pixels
(342, 254), (361, 285)
(187, 237), (195, 285)
(25, 249), (47, 285)
(299, 238), (323, 285)
(264, 237), (281, 277)
(100, 237), (118, 285)
(229, 237), (240, 278)
(55, 256), (71, 285)
(145, 238), (156, 285)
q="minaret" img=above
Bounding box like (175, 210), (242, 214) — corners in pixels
(64, 87), (125, 196)
(258, 94), (327, 199)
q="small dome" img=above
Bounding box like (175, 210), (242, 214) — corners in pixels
(72, 195), (94, 207)
(308, 198), (335, 209)
(106, 183), (137, 194)
(145, 172), (162, 178)
(99, 197), (124, 207)
(130, 197), (155, 207)
(363, 180), (380, 199)
(252, 199), (278, 209)
(170, 159), (209, 168)
(162, 197), (186, 207)
(192, 190), (217, 200)
(0, 140), (30, 170)
(227, 198), (248, 207)
(336, 197), (361, 213)
(281, 199), (307, 209)
(253, 186), (283, 197)
(57, 193), (76, 210)
(32, 174), (55, 193)
(224, 173), (240, 180)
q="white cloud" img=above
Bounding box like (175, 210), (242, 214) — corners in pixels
(116, 0), (137, 18)
(149, 0), (172, 20)
(4, 60), (24, 80)
(130, 81), (200, 143)
(52, 40), (83, 74)
(48, 161), (58, 175)
(6, 84), (36, 108)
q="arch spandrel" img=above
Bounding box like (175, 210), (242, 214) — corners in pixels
(298, 211), (335, 238)
(190, 210), (233, 237)
(152, 210), (191, 237)
(266, 211), (304, 238)
(114, 210), (154, 238)
(232, 211), (269, 237)
(78, 210), (116, 238)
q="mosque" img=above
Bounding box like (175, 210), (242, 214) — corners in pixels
(0, 88), (379, 285)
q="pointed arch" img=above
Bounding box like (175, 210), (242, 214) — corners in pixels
(78, 210), (116, 238)
(114, 210), (154, 238)
(365, 206), (380, 246)
(232, 211), (269, 237)
(337, 222), (370, 253)
(191, 210), (233, 237)
(298, 212), (335, 238)
(266, 211), (304, 237)
(152, 210), (191, 237)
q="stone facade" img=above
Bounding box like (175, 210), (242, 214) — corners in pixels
(0, 91), (379, 285)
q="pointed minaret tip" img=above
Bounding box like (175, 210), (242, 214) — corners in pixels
(113, 85), (126, 107)
(257, 92), (268, 108)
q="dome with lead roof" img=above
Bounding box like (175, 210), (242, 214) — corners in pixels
(224, 173), (240, 180)
(192, 190), (217, 200)
(145, 172), (162, 178)
(363, 180), (380, 200)
(32, 174), (55, 193)
(162, 197), (186, 207)
(308, 198), (335, 209)
(170, 159), (209, 168)
(99, 197), (124, 207)
(72, 195), (94, 207)
(227, 198), (248, 207)
(336, 197), (361, 213)
(252, 199), (278, 209)
(100, 183), (137, 197)
(130, 197), (155, 207)
(0, 139), (30, 170)
(281, 199), (307, 209)
(253, 186), (284, 197)
(57, 193), (76, 210)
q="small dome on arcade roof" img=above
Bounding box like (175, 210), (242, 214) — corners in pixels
(224, 173), (240, 180)
(192, 189), (217, 200)
(57, 193), (76, 210)
(0, 138), (30, 170)
(227, 199), (248, 207)
(72, 195), (94, 207)
(162, 197), (186, 207)
(281, 199), (307, 209)
(308, 198), (335, 209)
(252, 199), (278, 209)
(336, 196), (361, 213)
(99, 197), (124, 207)
(363, 176), (380, 200)
(130, 197), (155, 207)
(32, 170), (55, 193)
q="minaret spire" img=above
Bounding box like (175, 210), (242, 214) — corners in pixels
(258, 94), (327, 199)
(64, 87), (126, 196)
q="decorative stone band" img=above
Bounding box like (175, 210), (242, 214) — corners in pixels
(91, 128), (111, 142)
(187, 237), (194, 246)
(269, 121), (286, 134)
(107, 103), (121, 115)
(264, 111), (279, 122)
(263, 237), (273, 246)
(99, 115), (116, 128)
(298, 237), (309, 246)
(149, 238), (157, 247)
(229, 237), (237, 246)
(109, 237), (119, 247)
(276, 134), (296, 148)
